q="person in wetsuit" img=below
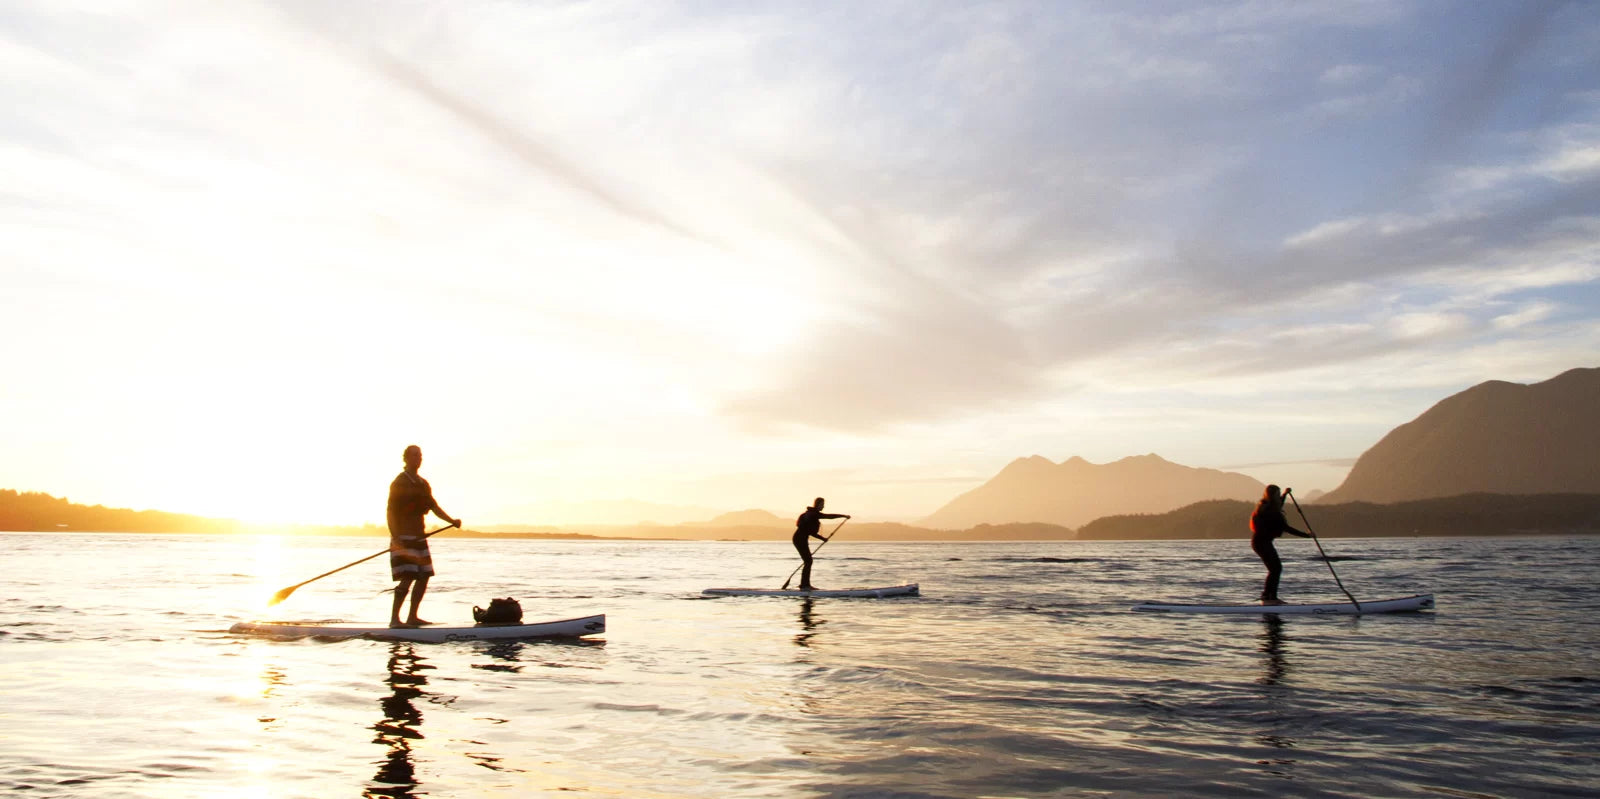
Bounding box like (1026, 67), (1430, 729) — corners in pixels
(1250, 484), (1310, 605)
(387, 444), (461, 628)
(793, 497), (849, 591)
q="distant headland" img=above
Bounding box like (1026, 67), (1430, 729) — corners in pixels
(7, 367), (1596, 541)
(5, 488), (1597, 541)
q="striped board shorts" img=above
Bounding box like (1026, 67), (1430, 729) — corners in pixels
(390, 537), (435, 580)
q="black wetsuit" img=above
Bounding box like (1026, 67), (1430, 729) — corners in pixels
(793, 507), (846, 590)
(1250, 500), (1304, 601)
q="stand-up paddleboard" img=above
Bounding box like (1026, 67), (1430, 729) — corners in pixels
(702, 583), (918, 598)
(230, 614), (605, 642)
(1132, 594), (1433, 615)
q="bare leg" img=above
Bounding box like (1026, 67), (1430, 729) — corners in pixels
(391, 576), (415, 628)
(406, 575), (431, 625)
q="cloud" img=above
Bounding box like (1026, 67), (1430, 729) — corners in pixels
(680, 0), (1600, 431)
(721, 290), (1042, 433)
(1319, 63), (1380, 86)
(1492, 301), (1559, 331)
(2, 0), (1598, 516)
(362, 50), (711, 246)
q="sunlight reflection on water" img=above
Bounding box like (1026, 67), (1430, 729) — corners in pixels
(0, 534), (1596, 797)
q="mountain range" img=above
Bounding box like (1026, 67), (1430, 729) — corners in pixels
(917, 454), (1264, 530)
(1319, 367), (1600, 504)
(1078, 493), (1600, 540)
(911, 366), (1597, 529)
(6, 367), (1595, 539)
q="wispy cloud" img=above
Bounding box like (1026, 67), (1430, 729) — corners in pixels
(1, 0), (1597, 520)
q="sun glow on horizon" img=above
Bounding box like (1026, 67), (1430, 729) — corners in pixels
(3, 2), (1596, 528)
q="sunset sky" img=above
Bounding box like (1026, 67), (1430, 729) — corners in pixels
(3, 1), (1597, 526)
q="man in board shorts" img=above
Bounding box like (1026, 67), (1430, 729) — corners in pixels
(387, 445), (460, 628)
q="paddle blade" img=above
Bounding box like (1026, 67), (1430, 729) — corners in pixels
(267, 585), (296, 606)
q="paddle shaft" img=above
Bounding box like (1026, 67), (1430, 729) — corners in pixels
(1285, 490), (1361, 611)
(782, 518), (849, 590)
(268, 524), (454, 606)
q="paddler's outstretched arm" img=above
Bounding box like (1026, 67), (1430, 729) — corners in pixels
(429, 498), (462, 528)
(816, 512), (850, 539)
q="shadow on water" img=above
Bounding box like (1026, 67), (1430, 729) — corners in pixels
(367, 643), (431, 799)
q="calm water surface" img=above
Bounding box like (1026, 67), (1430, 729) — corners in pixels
(2, 533), (1597, 798)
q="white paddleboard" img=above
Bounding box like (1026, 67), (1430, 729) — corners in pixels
(702, 583), (919, 598)
(229, 613), (605, 642)
(1131, 594), (1433, 615)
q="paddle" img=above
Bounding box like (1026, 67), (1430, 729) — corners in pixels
(781, 518), (849, 590)
(267, 524), (456, 606)
(1285, 489), (1361, 612)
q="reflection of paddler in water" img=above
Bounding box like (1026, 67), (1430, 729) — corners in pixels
(1250, 485), (1310, 605)
(1257, 614), (1288, 686)
(793, 497), (849, 591)
(1253, 615), (1297, 755)
(371, 643), (433, 798)
(387, 445), (461, 629)
(794, 597), (823, 649)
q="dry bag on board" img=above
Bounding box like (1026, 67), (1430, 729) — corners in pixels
(472, 597), (523, 625)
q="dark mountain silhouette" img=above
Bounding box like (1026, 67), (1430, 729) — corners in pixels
(918, 454), (1264, 529)
(0, 488), (1074, 541)
(646, 519), (1076, 542)
(1320, 367), (1600, 504)
(1078, 493), (1600, 540)
(0, 489), (238, 533)
(0, 489), (398, 536)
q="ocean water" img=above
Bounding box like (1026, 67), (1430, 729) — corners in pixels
(1, 533), (1597, 798)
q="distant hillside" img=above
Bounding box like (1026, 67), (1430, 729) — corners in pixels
(0, 489), (241, 533)
(0, 488), (1074, 541)
(703, 509), (787, 527)
(1078, 493), (1600, 540)
(1321, 368), (1600, 504)
(0, 490), (655, 540)
(649, 520), (1077, 542)
(919, 454), (1264, 529)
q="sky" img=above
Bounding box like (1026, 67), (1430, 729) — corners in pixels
(2, 0), (1598, 527)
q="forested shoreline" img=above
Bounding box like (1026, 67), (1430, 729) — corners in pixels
(1077, 493), (1600, 539)
(7, 488), (1599, 541)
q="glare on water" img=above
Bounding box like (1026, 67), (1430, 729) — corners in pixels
(1, 533), (1596, 798)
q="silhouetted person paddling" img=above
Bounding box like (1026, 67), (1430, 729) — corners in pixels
(387, 445), (460, 628)
(1250, 484), (1310, 605)
(793, 497), (849, 591)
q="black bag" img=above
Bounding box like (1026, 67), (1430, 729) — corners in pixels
(472, 597), (523, 625)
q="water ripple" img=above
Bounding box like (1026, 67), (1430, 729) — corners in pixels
(1, 534), (1596, 797)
